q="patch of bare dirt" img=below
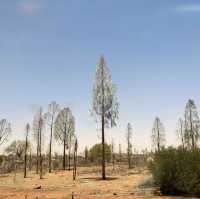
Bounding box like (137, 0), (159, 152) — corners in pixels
(0, 166), (197, 199)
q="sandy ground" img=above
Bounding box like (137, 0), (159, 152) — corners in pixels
(0, 166), (196, 199)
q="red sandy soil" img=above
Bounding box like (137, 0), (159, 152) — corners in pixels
(0, 166), (196, 199)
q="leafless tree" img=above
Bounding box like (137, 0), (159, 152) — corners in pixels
(68, 128), (75, 171)
(5, 140), (27, 159)
(127, 123), (133, 169)
(111, 138), (115, 170)
(84, 146), (88, 163)
(29, 146), (32, 171)
(176, 118), (185, 149)
(24, 123), (30, 178)
(0, 119), (11, 147)
(119, 143), (122, 163)
(151, 117), (165, 152)
(92, 56), (119, 180)
(33, 107), (44, 178)
(54, 107), (75, 170)
(44, 101), (59, 173)
(73, 138), (78, 180)
(184, 99), (200, 150)
(33, 110), (40, 174)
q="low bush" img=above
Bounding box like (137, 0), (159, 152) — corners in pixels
(150, 147), (200, 196)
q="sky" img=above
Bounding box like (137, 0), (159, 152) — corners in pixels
(1, 0), (200, 154)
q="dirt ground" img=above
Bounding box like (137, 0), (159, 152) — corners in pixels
(0, 166), (196, 199)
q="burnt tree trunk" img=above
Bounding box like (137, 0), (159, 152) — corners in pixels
(49, 117), (53, 173)
(73, 140), (78, 180)
(24, 131), (28, 178)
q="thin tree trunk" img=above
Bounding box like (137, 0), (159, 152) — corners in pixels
(29, 150), (32, 171)
(24, 133), (28, 178)
(36, 129), (39, 174)
(73, 140), (77, 180)
(180, 120), (185, 149)
(112, 153), (115, 170)
(190, 108), (195, 150)
(63, 125), (66, 170)
(102, 113), (106, 179)
(49, 120), (53, 173)
(68, 135), (71, 171)
(157, 119), (160, 152)
(119, 144), (122, 163)
(63, 139), (66, 170)
(39, 128), (42, 179)
(101, 63), (106, 180)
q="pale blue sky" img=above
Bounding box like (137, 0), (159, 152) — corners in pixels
(1, 0), (200, 153)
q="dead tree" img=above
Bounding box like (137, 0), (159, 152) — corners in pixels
(33, 110), (41, 174)
(68, 131), (73, 171)
(176, 118), (185, 149)
(33, 107), (44, 178)
(0, 119), (11, 147)
(84, 146), (88, 163)
(54, 107), (75, 170)
(24, 123), (30, 178)
(92, 56), (119, 180)
(127, 123), (133, 169)
(29, 148), (32, 171)
(44, 101), (59, 173)
(151, 117), (165, 152)
(111, 138), (115, 170)
(184, 99), (200, 150)
(73, 139), (78, 180)
(119, 143), (122, 163)
(38, 111), (44, 179)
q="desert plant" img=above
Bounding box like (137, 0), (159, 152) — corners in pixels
(150, 147), (200, 196)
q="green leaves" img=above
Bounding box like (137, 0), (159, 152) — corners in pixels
(151, 147), (200, 196)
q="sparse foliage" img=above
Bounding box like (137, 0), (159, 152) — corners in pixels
(5, 140), (27, 159)
(32, 107), (44, 178)
(184, 99), (200, 150)
(92, 56), (119, 179)
(0, 119), (11, 147)
(151, 117), (165, 151)
(44, 101), (59, 173)
(176, 118), (185, 149)
(54, 107), (75, 170)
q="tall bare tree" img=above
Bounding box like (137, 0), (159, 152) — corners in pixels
(92, 56), (119, 180)
(151, 117), (165, 152)
(68, 128), (75, 171)
(111, 138), (115, 170)
(54, 107), (75, 170)
(176, 118), (185, 149)
(184, 99), (200, 150)
(44, 101), (59, 173)
(73, 138), (78, 180)
(33, 107), (44, 176)
(24, 123), (30, 178)
(84, 146), (88, 163)
(5, 140), (26, 159)
(119, 143), (122, 163)
(0, 119), (11, 147)
(127, 123), (133, 169)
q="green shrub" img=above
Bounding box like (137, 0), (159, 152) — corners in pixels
(89, 143), (111, 163)
(150, 147), (200, 196)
